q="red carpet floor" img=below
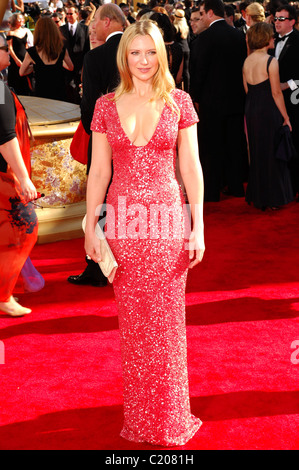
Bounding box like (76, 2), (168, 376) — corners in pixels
(0, 196), (298, 450)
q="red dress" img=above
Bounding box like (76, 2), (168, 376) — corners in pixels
(91, 89), (201, 446)
(0, 86), (38, 302)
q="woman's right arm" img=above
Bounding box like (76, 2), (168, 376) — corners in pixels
(0, 138), (37, 202)
(84, 131), (112, 263)
(269, 57), (292, 130)
(242, 67), (248, 94)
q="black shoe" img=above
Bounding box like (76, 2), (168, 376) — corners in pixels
(67, 272), (107, 287)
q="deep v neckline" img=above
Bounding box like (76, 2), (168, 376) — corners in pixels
(113, 97), (167, 148)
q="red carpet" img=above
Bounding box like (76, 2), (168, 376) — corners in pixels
(0, 196), (298, 450)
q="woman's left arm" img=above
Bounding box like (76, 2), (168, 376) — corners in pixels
(178, 123), (205, 268)
(19, 51), (34, 76)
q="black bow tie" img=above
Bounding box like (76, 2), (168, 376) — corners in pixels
(276, 34), (289, 43)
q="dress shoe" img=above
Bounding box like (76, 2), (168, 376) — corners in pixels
(67, 272), (107, 287)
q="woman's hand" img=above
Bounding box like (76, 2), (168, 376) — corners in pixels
(19, 177), (37, 203)
(280, 82), (289, 91)
(188, 230), (205, 269)
(84, 230), (102, 264)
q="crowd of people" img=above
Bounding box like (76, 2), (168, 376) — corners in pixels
(1, 0), (298, 206)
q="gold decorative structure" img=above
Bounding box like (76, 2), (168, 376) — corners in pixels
(20, 96), (86, 244)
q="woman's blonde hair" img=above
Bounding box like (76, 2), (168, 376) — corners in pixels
(114, 20), (177, 110)
(246, 2), (265, 23)
(173, 9), (189, 40)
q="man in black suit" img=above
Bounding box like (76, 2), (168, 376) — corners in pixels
(68, 3), (126, 287)
(60, 4), (90, 103)
(234, 0), (250, 34)
(190, 0), (248, 202)
(273, 4), (299, 197)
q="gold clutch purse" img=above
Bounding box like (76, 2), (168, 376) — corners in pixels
(82, 215), (118, 283)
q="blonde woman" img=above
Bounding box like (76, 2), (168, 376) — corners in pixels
(172, 8), (190, 91)
(85, 20), (204, 446)
(245, 2), (265, 27)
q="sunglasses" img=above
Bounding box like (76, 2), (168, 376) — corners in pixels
(274, 16), (290, 22)
(0, 45), (8, 52)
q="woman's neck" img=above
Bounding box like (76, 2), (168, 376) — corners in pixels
(131, 78), (154, 99)
(253, 46), (268, 54)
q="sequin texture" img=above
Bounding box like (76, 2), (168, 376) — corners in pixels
(91, 89), (201, 446)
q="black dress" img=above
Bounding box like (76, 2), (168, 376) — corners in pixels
(27, 46), (67, 101)
(165, 42), (183, 86)
(175, 32), (190, 92)
(7, 34), (31, 95)
(245, 56), (294, 209)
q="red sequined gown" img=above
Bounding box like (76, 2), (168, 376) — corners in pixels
(91, 89), (201, 446)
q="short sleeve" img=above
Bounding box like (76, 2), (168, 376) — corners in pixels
(176, 90), (199, 130)
(90, 95), (108, 134)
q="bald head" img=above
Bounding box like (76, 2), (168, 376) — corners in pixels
(94, 4), (126, 42)
(97, 4), (126, 27)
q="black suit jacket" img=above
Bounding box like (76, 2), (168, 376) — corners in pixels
(272, 29), (299, 118)
(80, 33), (122, 134)
(190, 19), (247, 118)
(273, 29), (299, 82)
(60, 22), (90, 73)
(270, 28), (299, 157)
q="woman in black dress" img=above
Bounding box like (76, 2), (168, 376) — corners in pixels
(20, 16), (73, 101)
(173, 9), (190, 92)
(150, 12), (184, 88)
(242, 22), (294, 210)
(6, 13), (31, 95)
